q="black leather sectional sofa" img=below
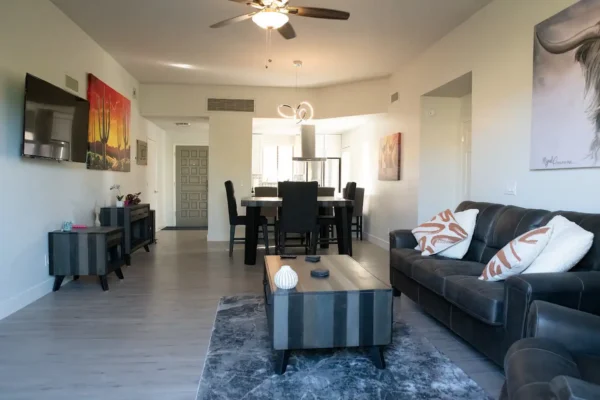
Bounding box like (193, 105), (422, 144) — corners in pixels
(389, 201), (600, 366)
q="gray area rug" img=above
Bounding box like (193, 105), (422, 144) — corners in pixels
(196, 295), (491, 400)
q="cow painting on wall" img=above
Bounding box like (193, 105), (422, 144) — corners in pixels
(531, 0), (600, 170)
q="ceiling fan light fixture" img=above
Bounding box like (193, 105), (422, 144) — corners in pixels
(252, 10), (289, 30)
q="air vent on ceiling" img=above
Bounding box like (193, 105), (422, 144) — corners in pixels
(207, 98), (255, 113)
(391, 92), (399, 104)
(65, 74), (79, 92)
(175, 122), (191, 126)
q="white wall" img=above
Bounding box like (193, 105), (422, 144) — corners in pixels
(418, 97), (462, 222)
(341, 114), (417, 248)
(140, 78), (389, 120)
(342, 0), (597, 249)
(141, 84), (318, 119)
(144, 120), (168, 230)
(0, 0), (166, 319)
(207, 114), (253, 241)
(163, 124), (210, 227)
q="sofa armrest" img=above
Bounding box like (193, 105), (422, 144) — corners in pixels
(527, 301), (600, 356)
(550, 376), (600, 400)
(503, 272), (600, 345)
(389, 229), (417, 250)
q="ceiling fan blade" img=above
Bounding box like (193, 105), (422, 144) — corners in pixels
(278, 22), (296, 40)
(287, 6), (350, 20)
(210, 12), (257, 28)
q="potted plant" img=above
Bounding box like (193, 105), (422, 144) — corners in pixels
(110, 184), (125, 207)
(124, 192), (142, 206)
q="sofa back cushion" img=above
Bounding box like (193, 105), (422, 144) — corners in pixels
(455, 202), (505, 263)
(456, 202), (600, 271)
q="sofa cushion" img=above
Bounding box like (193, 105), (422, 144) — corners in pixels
(390, 248), (424, 278)
(445, 276), (505, 325)
(454, 202), (505, 263)
(411, 259), (486, 296)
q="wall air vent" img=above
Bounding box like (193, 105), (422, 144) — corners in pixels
(207, 98), (255, 112)
(391, 92), (399, 104)
(65, 74), (79, 92)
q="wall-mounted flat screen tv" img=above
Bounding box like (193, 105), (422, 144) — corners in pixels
(22, 74), (89, 162)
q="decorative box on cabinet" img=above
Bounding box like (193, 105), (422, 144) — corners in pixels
(49, 227), (125, 291)
(100, 204), (152, 265)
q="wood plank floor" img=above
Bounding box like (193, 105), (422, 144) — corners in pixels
(0, 231), (503, 400)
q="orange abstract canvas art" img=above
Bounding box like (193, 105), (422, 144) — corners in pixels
(378, 133), (401, 181)
(87, 74), (131, 172)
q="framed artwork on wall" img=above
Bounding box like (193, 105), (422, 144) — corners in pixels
(136, 140), (148, 165)
(531, 0), (600, 170)
(378, 132), (401, 181)
(87, 74), (131, 172)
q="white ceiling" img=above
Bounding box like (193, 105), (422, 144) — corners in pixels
(51, 0), (492, 88)
(253, 115), (375, 135)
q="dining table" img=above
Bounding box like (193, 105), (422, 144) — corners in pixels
(240, 196), (354, 265)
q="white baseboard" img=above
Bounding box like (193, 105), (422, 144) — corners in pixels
(364, 232), (389, 250)
(0, 277), (70, 321)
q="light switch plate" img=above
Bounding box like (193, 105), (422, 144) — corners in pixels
(504, 182), (517, 196)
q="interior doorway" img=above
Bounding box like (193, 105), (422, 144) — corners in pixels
(418, 72), (472, 222)
(146, 138), (159, 217)
(175, 146), (209, 228)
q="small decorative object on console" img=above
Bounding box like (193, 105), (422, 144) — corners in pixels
(94, 206), (102, 227)
(125, 192), (142, 206)
(111, 184), (125, 207)
(274, 265), (298, 290)
(61, 221), (73, 232)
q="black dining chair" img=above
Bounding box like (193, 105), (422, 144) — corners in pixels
(317, 187), (336, 246)
(351, 188), (365, 240)
(320, 182), (356, 246)
(254, 186), (278, 248)
(276, 181), (319, 255)
(225, 181), (270, 257)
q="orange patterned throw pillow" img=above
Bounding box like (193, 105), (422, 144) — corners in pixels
(412, 209), (468, 256)
(479, 226), (553, 282)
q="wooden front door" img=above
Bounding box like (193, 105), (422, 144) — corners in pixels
(176, 146), (209, 227)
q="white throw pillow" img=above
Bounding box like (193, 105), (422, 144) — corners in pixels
(523, 216), (594, 274)
(438, 210), (480, 259)
(412, 209), (469, 256)
(414, 210), (479, 259)
(479, 226), (553, 282)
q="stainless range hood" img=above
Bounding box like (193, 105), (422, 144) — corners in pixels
(293, 125), (326, 162)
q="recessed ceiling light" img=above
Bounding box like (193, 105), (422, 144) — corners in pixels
(169, 63), (195, 69)
(175, 122), (191, 126)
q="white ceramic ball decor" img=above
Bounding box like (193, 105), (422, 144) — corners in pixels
(274, 265), (298, 290)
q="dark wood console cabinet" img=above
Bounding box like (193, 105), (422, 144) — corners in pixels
(100, 204), (153, 265)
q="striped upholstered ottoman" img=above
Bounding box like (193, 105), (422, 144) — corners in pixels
(263, 255), (393, 374)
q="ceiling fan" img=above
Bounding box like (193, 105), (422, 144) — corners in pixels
(210, 0), (350, 40)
